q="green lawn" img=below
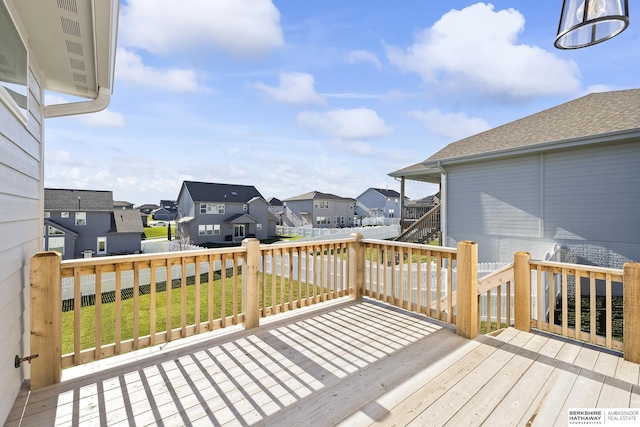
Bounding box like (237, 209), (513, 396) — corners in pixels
(62, 273), (321, 355)
(143, 226), (174, 239)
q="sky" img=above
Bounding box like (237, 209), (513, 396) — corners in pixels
(43, 0), (640, 206)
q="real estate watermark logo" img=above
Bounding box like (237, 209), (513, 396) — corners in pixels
(568, 409), (639, 426)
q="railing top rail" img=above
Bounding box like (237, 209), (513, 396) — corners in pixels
(259, 236), (357, 251)
(361, 238), (457, 254)
(60, 246), (248, 269)
(529, 259), (623, 276)
(477, 263), (514, 295)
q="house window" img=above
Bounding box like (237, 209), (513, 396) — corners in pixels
(234, 224), (245, 238)
(61, 212), (69, 218)
(75, 212), (86, 226)
(314, 201), (329, 209)
(97, 237), (107, 255)
(256, 223), (262, 230)
(44, 212), (50, 218)
(48, 236), (64, 255)
(48, 226), (64, 235)
(200, 203), (225, 214)
(0, 2), (28, 120)
(388, 209), (395, 218)
(335, 216), (345, 225)
(214, 224), (220, 235)
(198, 224), (214, 235)
(395, 198), (399, 203)
(316, 216), (330, 225)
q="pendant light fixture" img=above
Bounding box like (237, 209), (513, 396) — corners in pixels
(555, 0), (629, 49)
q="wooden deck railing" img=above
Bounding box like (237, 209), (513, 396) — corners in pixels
(28, 237), (640, 391)
(527, 258), (625, 351)
(477, 263), (514, 334)
(360, 239), (457, 324)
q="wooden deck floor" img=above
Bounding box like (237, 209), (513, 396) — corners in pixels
(6, 297), (640, 426)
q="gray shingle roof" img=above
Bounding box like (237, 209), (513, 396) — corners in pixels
(283, 191), (355, 202)
(112, 210), (144, 233)
(370, 188), (400, 198)
(427, 89), (640, 162)
(183, 181), (264, 203)
(45, 188), (113, 211)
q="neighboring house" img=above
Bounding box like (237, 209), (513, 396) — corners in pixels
(44, 189), (143, 259)
(355, 188), (403, 220)
(160, 199), (177, 218)
(282, 191), (356, 228)
(408, 193), (440, 209)
(151, 207), (173, 221)
(267, 197), (283, 225)
(0, 1), (118, 423)
(137, 203), (160, 215)
(390, 89), (640, 269)
(113, 200), (134, 210)
(176, 181), (271, 244)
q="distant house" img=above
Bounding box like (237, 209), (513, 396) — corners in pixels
(390, 89), (640, 268)
(44, 189), (143, 259)
(176, 181), (271, 244)
(267, 197), (284, 225)
(137, 204), (160, 215)
(356, 188), (404, 220)
(151, 207), (173, 221)
(283, 191), (356, 228)
(113, 200), (134, 210)
(160, 199), (177, 218)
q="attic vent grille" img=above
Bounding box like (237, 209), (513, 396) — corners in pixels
(65, 40), (83, 56)
(60, 17), (81, 37)
(69, 58), (85, 71)
(72, 73), (87, 83)
(57, 0), (78, 14)
(75, 85), (88, 94)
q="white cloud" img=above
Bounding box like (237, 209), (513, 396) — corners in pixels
(120, 0), (284, 58)
(296, 108), (392, 140)
(116, 48), (200, 92)
(385, 3), (581, 99)
(46, 150), (95, 167)
(408, 109), (490, 140)
(252, 72), (326, 106)
(346, 50), (382, 69)
(75, 109), (126, 128)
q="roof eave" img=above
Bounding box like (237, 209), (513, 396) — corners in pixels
(424, 128), (640, 168)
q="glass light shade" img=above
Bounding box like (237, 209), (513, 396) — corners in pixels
(555, 0), (629, 49)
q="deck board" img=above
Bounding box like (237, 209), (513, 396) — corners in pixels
(6, 297), (640, 427)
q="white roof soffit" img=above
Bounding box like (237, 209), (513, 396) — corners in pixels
(10, 0), (118, 116)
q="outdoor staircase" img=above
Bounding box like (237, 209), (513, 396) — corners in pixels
(395, 204), (441, 244)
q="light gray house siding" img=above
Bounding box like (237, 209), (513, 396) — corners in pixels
(356, 188), (401, 219)
(446, 141), (640, 267)
(0, 64), (43, 421)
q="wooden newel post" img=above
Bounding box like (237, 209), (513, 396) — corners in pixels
(30, 251), (62, 389)
(623, 262), (640, 363)
(348, 233), (365, 300)
(456, 241), (478, 339)
(514, 251), (532, 332)
(242, 238), (260, 329)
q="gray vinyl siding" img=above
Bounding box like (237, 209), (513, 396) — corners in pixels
(544, 142), (640, 243)
(448, 156), (541, 236)
(543, 142), (640, 267)
(445, 141), (640, 267)
(0, 63), (43, 423)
